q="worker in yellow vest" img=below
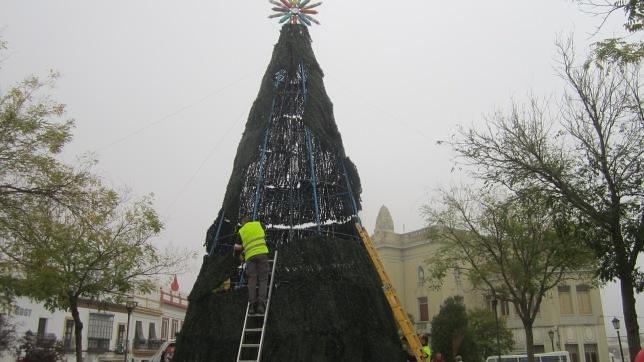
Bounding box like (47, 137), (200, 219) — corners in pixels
(235, 216), (270, 315)
(420, 335), (431, 362)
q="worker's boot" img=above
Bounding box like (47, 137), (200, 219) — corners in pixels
(249, 302), (257, 315)
(256, 301), (265, 315)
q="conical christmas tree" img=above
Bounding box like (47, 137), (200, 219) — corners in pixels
(174, 24), (407, 361)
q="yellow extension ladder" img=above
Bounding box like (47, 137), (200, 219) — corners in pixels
(355, 223), (426, 362)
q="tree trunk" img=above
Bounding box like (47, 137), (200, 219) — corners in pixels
(523, 320), (536, 362)
(619, 273), (641, 361)
(70, 298), (84, 362)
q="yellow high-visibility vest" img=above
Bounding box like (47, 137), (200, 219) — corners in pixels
(239, 221), (269, 260)
(422, 346), (431, 361)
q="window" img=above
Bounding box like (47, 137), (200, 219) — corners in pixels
(454, 269), (463, 292)
(418, 297), (429, 322)
(149, 322), (157, 340)
(500, 300), (510, 316)
(576, 285), (592, 315)
(161, 318), (169, 340)
(486, 296), (495, 312)
(565, 344), (579, 362)
(558, 286), (573, 314)
(14, 305), (32, 317)
(485, 296), (510, 316)
(87, 313), (113, 352)
(88, 337), (110, 351)
(417, 266), (425, 288)
(37, 318), (47, 339)
(534, 345), (545, 353)
(135, 320), (146, 343)
(63, 319), (74, 350)
(584, 344), (599, 362)
(171, 319), (179, 339)
(116, 324), (126, 348)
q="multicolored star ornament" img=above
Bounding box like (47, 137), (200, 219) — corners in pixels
(268, 0), (322, 26)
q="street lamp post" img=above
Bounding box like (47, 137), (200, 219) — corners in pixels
(124, 297), (138, 362)
(492, 296), (502, 362)
(548, 330), (555, 352)
(612, 317), (625, 362)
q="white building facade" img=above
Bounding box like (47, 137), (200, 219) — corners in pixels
(2, 280), (187, 362)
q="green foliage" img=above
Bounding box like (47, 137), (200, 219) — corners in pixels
(593, 38), (644, 64)
(424, 187), (594, 312)
(15, 331), (63, 362)
(0, 72), (78, 197)
(430, 296), (478, 362)
(619, 0), (644, 32)
(448, 41), (643, 359)
(0, 314), (17, 357)
(575, 1), (644, 33)
(0, 38), (193, 361)
(424, 187), (593, 361)
(468, 308), (514, 359)
(0, 189), (182, 311)
(0, 37), (189, 308)
(576, 1), (644, 62)
(452, 42), (643, 287)
(0, 43), (100, 309)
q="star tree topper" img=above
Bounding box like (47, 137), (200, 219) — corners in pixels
(269, 0), (322, 26)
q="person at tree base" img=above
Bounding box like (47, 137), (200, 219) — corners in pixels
(635, 349), (644, 362)
(161, 342), (176, 362)
(420, 334), (432, 361)
(431, 352), (446, 362)
(235, 216), (270, 314)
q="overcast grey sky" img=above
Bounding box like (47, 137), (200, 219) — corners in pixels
(0, 0), (640, 336)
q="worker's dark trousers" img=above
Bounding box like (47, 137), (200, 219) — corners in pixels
(246, 254), (269, 306)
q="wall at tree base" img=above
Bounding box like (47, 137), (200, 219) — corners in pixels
(175, 236), (408, 361)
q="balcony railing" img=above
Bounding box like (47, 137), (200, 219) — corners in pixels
(133, 338), (164, 351)
(87, 338), (110, 353)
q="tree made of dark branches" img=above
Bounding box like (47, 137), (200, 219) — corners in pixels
(174, 24), (406, 362)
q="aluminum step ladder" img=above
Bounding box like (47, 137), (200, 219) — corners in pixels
(236, 251), (278, 362)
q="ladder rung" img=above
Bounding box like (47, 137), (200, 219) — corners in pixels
(237, 251), (278, 362)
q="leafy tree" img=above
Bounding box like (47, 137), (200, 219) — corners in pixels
(430, 296), (478, 362)
(468, 308), (514, 360)
(0, 39), (192, 362)
(424, 188), (594, 362)
(577, 0), (643, 32)
(0, 314), (17, 357)
(575, 0), (644, 63)
(450, 42), (643, 358)
(15, 330), (63, 362)
(0, 71), (93, 218)
(0, 188), (189, 362)
(0, 43), (97, 307)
